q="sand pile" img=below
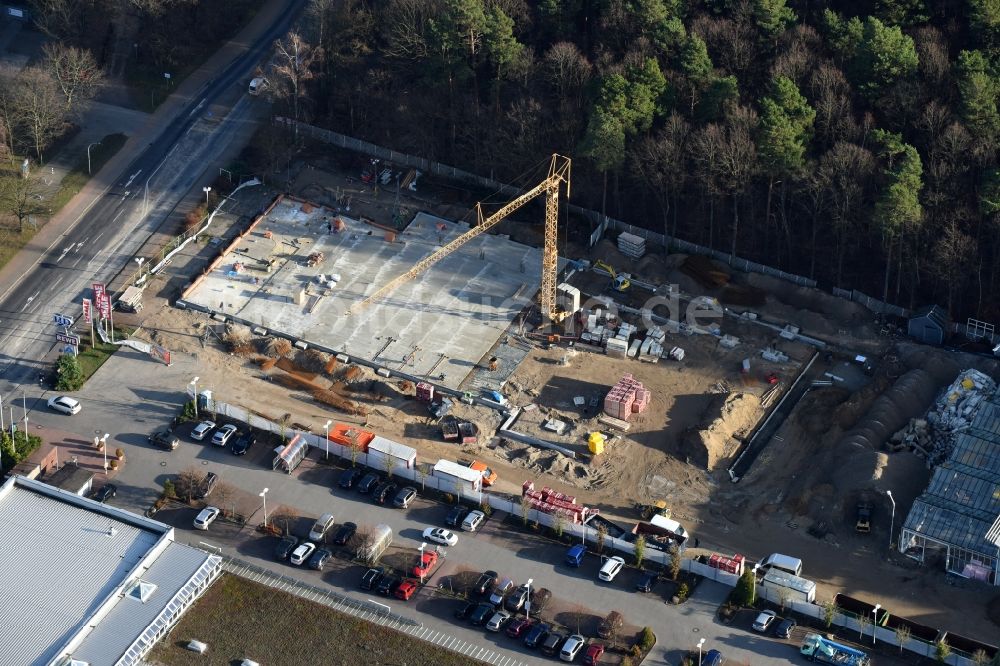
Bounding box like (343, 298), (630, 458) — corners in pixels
(680, 392), (761, 470)
(495, 440), (599, 487)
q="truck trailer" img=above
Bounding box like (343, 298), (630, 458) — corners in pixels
(760, 569), (816, 603)
(800, 634), (870, 666)
(433, 459), (483, 496)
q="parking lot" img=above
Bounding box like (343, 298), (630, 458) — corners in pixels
(23, 346), (914, 666)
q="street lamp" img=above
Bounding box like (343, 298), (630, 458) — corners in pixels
(203, 186), (212, 205)
(135, 257), (145, 278)
(101, 433), (110, 473)
(524, 578), (533, 618)
(872, 604), (881, 644)
(887, 490), (896, 551)
(697, 638), (706, 666)
(259, 487), (269, 528)
(418, 542), (427, 583)
(324, 419), (332, 460)
(87, 142), (102, 175)
(190, 377), (200, 417)
(751, 563), (760, 605)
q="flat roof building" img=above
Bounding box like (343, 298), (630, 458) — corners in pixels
(0, 475), (222, 665)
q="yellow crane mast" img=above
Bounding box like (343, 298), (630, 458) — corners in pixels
(347, 154), (571, 322)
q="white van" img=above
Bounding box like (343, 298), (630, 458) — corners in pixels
(760, 553), (802, 577)
(309, 513), (336, 541)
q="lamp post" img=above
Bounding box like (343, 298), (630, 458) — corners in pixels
(751, 563), (760, 605)
(872, 604), (881, 644)
(87, 142), (102, 175)
(697, 638), (705, 666)
(418, 542), (427, 583)
(203, 186), (212, 205)
(324, 419), (332, 460)
(887, 490), (896, 551)
(190, 376), (199, 417)
(259, 487), (269, 528)
(135, 257), (145, 279)
(101, 433), (110, 473)
(524, 578), (533, 618)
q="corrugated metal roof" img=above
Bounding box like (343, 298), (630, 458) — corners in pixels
(369, 435), (416, 460)
(70, 543), (220, 665)
(433, 459), (481, 483)
(0, 478), (161, 666)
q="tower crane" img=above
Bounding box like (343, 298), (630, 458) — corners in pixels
(346, 154), (571, 322)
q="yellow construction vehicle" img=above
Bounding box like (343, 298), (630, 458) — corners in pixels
(593, 260), (631, 291)
(347, 155), (571, 323)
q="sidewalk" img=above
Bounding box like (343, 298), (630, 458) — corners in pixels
(0, 0), (294, 300)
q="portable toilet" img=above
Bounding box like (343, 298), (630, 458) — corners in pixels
(588, 432), (606, 455)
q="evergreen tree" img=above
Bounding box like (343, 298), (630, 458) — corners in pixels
(852, 17), (919, 98)
(956, 50), (1000, 143)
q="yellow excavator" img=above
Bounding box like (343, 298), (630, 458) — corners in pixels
(593, 260), (631, 291)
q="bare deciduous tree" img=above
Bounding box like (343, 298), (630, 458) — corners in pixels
(271, 32), (323, 136)
(42, 43), (105, 114)
(10, 67), (68, 163)
(0, 171), (45, 232)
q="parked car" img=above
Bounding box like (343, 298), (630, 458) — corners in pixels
(193, 506), (219, 530)
(582, 644), (605, 665)
(93, 484), (117, 503)
(461, 509), (486, 532)
(150, 429), (179, 450)
(190, 420), (216, 441)
(357, 472), (380, 493)
(290, 541), (316, 566)
(524, 622), (551, 649)
(489, 577), (515, 606)
(332, 522), (357, 546)
(565, 544), (586, 567)
(196, 472), (218, 499)
(377, 573), (401, 596)
(308, 548), (333, 571)
(454, 601), (477, 620)
(486, 609), (511, 632)
(445, 505), (466, 527)
(475, 570), (498, 596)
(47, 395), (81, 415)
(413, 550), (439, 578)
(373, 482), (398, 505)
(703, 649), (725, 666)
(774, 618), (797, 638)
(275, 535), (298, 561)
(469, 602), (496, 626)
(309, 513), (337, 541)
(560, 634), (586, 662)
(395, 579), (419, 600)
(636, 570), (658, 593)
(230, 432), (256, 455)
(360, 568), (383, 591)
(393, 486), (417, 508)
(339, 468), (363, 489)
(506, 617), (534, 638)
(422, 527), (459, 547)
(212, 424), (238, 446)
(752, 610), (778, 633)
(505, 584), (530, 612)
(541, 632), (567, 657)
(597, 611), (623, 640)
(598, 556), (625, 582)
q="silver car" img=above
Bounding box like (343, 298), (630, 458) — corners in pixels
(486, 609), (511, 632)
(193, 506), (220, 530)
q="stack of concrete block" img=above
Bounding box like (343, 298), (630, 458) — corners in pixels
(617, 232), (646, 259)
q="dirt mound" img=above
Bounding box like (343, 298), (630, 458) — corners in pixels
(591, 239), (631, 268)
(720, 284), (766, 306)
(680, 392), (761, 470)
(258, 337), (293, 358)
(745, 272), (868, 325)
(495, 440), (598, 487)
(636, 254), (670, 284)
(681, 255), (731, 289)
(295, 348), (331, 374)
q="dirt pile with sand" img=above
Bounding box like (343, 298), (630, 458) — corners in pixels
(679, 392), (761, 470)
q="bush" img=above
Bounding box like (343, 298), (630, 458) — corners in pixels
(162, 479), (176, 499)
(677, 583), (690, 601)
(640, 627), (655, 651)
(0, 430), (42, 473)
(733, 569), (756, 606)
(179, 399), (198, 423)
(630, 644), (642, 657)
(55, 353), (85, 391)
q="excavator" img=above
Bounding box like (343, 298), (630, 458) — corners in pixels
(593, 260), (631, 292)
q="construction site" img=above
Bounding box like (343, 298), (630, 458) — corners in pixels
(135, 150), (1000, 642)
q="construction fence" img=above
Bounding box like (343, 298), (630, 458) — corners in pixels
(832, 287), (911, 319)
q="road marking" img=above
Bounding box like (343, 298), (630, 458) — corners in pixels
(121, 190), (130, 201)
(93, 231), (105, 242)
(112, 210), (124, 223)
(50, 276), (64, 290)
(20, 292), (38, 312)
(123, 170), (141, 189)
(189, 98), (207, 117)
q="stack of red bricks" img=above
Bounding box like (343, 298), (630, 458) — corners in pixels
(603, 374), (652, 420)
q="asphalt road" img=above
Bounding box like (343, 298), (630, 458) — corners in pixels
(0, 0), (308, 403)
(31, 347), (817, 666)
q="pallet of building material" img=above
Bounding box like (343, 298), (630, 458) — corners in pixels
(598, 414), (632, 431)
(680, 254), (731, 288)
(617, 232), (647, 259)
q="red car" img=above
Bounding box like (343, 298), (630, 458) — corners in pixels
(413, 550), (439, 578)
(582, 643), (605, 665)
(505, 617), (534, 638)
(395, 579), (419, 600)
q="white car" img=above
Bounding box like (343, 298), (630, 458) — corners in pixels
(598, 555), (625, 582)
(290, 542), (317, 566)
(47, 396), (81, 415)
(193, 506), (220, 530)
(753, 610), (778, 633)
(560, 634), (586, 662)
(191, 420), (217, 441)
(211, 424), (238, 446)
(423, 527), (458, 546)
(461, 509), (486, 532)
(486, 609), (511, 632)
